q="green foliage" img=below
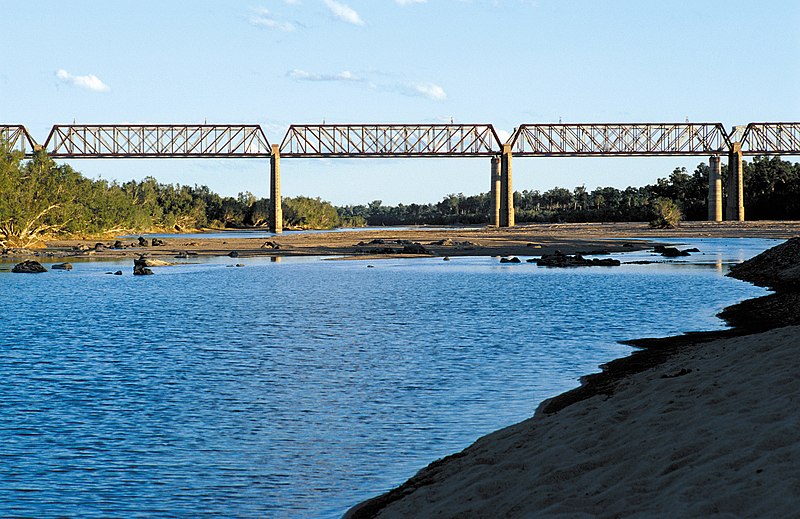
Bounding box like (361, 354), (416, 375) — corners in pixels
(649, 198), (682, 228)
(282, 196), (340, 229)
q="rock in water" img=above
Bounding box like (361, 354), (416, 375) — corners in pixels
(12, 260), (47, 273)
(133, 255), (154, 276)
(51, 263), (73, 270)
(138, 236), (148, 247)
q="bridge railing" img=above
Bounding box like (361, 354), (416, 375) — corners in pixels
(279, 124), (501, 157)
(740, 123), (800, 155)
(43, 125), (272, 158)
(1, 125), (38, 154)
(509, 123), (731, 156)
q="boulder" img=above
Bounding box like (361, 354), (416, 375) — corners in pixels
(660, 247), (691, 257)
(151, 238), (166, 246)
(133, 255), (154, 276)
(113, 240), (124, 249)
(94, 242), (106, 252)
(228, 251), (239, 258)
(138, 236), (148, 247)
(261, 241), (281, 249)
(535, 251), (620, 268)
(500, 257), (521, 263)
(141, 258), (175, 267)
(51, 262), (73, 270)
(432, 238), (454, 246)
(12, 260), (47, 273)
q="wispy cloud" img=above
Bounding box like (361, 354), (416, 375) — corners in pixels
(402, 82), (447, 101)
(395, 0), (427, 4)
(323, 0), (365, 25)
(55, 69), (110, 92)
(288, 69), (362, 81)
(249, 7), (296, 31)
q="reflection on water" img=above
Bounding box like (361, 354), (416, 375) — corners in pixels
(0, 238), (776, 518)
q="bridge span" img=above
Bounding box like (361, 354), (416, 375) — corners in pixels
(2, 122), (799, 233)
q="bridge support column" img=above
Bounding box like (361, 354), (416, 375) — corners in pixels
(499, 144), (515, 227)
(726, 142), (744, 222)
(270, 144), (283, 234)
(490, 155), (501, 226)
(708, 155), (722, 222)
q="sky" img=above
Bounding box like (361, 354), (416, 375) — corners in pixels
(2, 0), (799, 205)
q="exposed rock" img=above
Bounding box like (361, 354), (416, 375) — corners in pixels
(526, 243), (543, 249)
(536, 251), (620, 267)
(51, 263), (73, 270)
(94, 242), (106, 252)
(235, 264), (245, 267)
(77, 244), (91, 252)
(431, 238), (454, 246)
(728, 237), (800, 290)
(402, 243), (430, 255)
(443, 256), (451, 261)
(500, 257), (521, 263)
(113, 240), (124, 249)
(133, 256), (154, 276)
(138, 236), (148, 247)
(368, 239), (386, 245)
(684, 247), (701, 253)
(660, 247), (691, 257)
(151, 238), (166, 246)
(141, 258), (175, 267)
(261, 241), (281, 249)
(12, 260), (47, 273)
(228, 251), (239, 258)
(175, 251), (188, 259)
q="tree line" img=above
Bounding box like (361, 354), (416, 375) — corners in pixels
(342, 156), (800, 225)
(1, 139), (798, 248)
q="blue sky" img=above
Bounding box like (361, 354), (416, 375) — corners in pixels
(2, 0), (799, 204)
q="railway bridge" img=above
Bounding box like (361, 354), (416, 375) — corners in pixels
(2, 121), (799, 233)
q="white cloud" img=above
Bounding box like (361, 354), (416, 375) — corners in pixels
(323, 0), (365, 25)
(288, 69), (362, 81)
(55, 69), (110, 92)
(403, 82), (447, 101)
(395, 0), (427, 4)
(496, 128), (512, 143)
(249, 7), (296, 31)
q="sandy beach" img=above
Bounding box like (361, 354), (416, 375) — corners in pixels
(345, 237), (800, 518)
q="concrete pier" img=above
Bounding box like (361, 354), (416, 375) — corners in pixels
(708, 155), (722, 222)
(726, 142), (745, 221)
(500, 144), (515, 227)
(490, 156), (501, 226)
(270, 144), (283, 234)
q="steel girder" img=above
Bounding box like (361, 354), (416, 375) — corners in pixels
(279, 124), (501, 157)
(0, 125), (38, 154)
(44, 125), (272, 158)
(740, 123), (800, 155)
(510, 123), (730, 157)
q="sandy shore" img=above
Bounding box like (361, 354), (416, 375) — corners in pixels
(9, 220), (800, 261)
(345, 237), (800, 518)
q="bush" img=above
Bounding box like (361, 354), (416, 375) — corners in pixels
(649, 198), (682, 228)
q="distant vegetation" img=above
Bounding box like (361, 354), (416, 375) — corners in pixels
(1, 138), (799, 248)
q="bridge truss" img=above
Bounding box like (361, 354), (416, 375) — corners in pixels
(279, 124), (501, 157)
(44, 125), (272, 158)
(509, 123), (730, 156)
(1, 125), (38, 154)
(740, 123), (800, 155)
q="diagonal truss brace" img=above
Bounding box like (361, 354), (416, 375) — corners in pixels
(280, 124), (502, 157)
(44, 125), (272, 158)
(740, 123), (800, 155)
(510, 123), (731, 156)
(0, 125), (38, 154)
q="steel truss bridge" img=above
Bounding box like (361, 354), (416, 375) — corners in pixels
(2, 122), (799, 231)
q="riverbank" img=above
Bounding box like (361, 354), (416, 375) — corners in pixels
(9, 220), (800, 261)
(345, 238), (800, 518)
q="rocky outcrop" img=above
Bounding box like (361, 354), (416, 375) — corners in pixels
(535, 251), (620, 267)
(653, 245), (692, 257)
(728, 237), (800, 290)
(138, 236), (148, 247)
(499, 257), (521, 263)
(51, 263), (73, 270)
(12, 260), (47, 273)
(151, 238), (166, 246)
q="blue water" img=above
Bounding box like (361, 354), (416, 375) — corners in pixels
(0, 238), (774, 518)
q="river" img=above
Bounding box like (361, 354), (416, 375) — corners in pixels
(0, 238), (773, 517)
